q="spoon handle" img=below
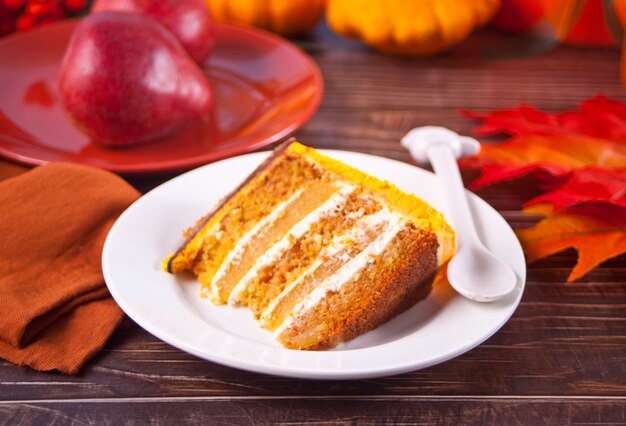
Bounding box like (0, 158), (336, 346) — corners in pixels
(426, 144), (479, 244)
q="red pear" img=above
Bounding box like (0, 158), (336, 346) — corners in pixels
(91, 0), (214, 64)
(58, 12), (213, 147)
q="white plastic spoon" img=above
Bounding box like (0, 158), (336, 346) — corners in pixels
(401, 126), (517, 302)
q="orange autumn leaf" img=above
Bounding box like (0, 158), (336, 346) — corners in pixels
(516, 204), (626, 282)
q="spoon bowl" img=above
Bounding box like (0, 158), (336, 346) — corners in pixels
(447, 243), (518, 302)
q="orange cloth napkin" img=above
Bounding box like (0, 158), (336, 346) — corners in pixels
(0, 160), (140, 374)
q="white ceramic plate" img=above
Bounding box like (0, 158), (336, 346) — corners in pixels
(102, 150), (526, 379)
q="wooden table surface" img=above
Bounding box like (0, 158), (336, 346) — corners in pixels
(2, 24), (626, 425)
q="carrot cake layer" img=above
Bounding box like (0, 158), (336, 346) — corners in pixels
(165, 140), (455, 350)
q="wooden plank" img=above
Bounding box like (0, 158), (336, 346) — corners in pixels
(0, 276), (623, 400)
(307, 26), (625, 110)
(0, 398), (624, 425)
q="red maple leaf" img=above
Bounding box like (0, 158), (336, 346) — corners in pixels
(460, 95), (626, 281)
(525, 167), (626, 210)
(463, 95), (626, 141)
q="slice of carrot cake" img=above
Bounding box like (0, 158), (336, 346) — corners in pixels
(164, 140), (455, 350)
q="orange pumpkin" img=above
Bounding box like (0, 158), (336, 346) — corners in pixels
(205, 0), (326, 36)
(326, 0), (501, 56)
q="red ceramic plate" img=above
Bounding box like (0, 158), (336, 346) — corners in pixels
(0, 20), (323, 174)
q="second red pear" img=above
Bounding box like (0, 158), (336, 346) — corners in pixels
(92, 0), (215, 64)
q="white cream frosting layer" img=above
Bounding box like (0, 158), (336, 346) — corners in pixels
(274, 210), (406, 337)
(227, 184), (358, 305)
(209, 187), (306, 297)
(260, 207), (394, 324)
